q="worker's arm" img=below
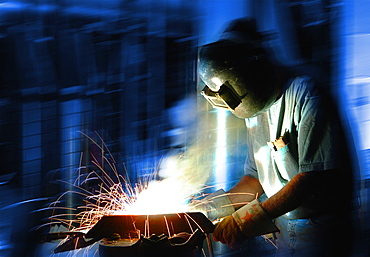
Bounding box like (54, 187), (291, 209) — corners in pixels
(261, 169), (335, 219)
(226, 175), (264, 209)
(227, 169), (335, 219)
(213, 169), (335, 248)
(188, 175), (264, 220)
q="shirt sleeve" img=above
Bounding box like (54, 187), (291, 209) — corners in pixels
(244, 119), (259, 178)
(295, 80), (340, 172)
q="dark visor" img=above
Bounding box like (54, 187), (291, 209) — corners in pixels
(201, 82), (246, 110)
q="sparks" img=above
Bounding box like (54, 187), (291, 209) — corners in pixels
(44, 132), (211, 236)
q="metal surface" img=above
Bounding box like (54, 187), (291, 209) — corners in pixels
(53, 234), (103, 253)
(99, 229), (206, 257)
(48, 212), (215, 254)
(86, 212), (215, 239)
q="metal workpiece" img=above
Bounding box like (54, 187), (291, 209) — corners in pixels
(44, 212), (215, 257)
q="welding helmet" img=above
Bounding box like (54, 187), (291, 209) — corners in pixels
(198, 19), (280, 119)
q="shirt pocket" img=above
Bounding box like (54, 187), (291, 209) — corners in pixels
(271, 143), (299, 181)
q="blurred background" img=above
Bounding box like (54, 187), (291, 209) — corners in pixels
(0, 0), (369, 256)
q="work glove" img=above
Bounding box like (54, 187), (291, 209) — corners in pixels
(232, 199), (279, 238)
(212, 215), (245, 249)
(188, 189), (235, 221)
(213, 199), (279, 249)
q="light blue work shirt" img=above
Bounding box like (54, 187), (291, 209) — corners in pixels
(244, 76), (342, 217)
(242, 76), (354, 256)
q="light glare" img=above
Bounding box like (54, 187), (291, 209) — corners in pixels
(211, 77), (223, 90)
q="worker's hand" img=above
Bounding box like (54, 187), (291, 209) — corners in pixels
(212, 215), (245, 249)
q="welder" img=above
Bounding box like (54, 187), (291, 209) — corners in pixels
(197, 18), (355, 256)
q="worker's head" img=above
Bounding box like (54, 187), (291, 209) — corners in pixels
(198, 18), (280, 119)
